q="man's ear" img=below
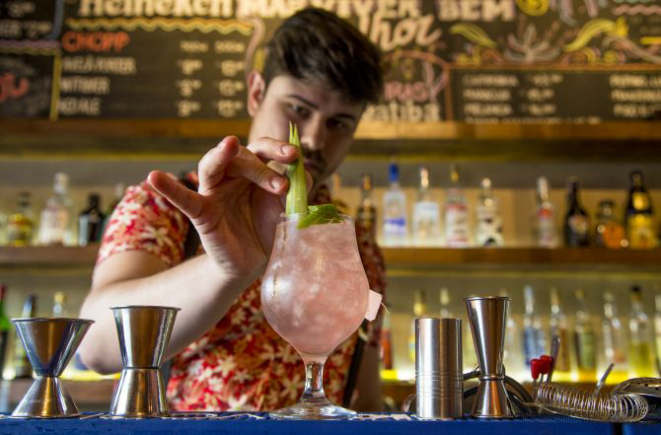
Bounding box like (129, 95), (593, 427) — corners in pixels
(247, 71), (266, 116)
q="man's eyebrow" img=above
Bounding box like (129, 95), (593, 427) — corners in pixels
(286, 94), (357, 122)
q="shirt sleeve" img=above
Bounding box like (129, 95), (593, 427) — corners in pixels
(96, 179), (190, 268)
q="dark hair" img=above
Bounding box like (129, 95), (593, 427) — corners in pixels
(262, 8), (383, 105)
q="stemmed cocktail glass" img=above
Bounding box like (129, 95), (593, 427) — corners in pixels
(260, 212), (370, 419)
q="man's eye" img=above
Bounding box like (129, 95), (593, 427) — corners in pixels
(289, 104), (310, 117)
(328, 119), (348, 131)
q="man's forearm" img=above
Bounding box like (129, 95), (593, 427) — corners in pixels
(79, 253), (261, 374)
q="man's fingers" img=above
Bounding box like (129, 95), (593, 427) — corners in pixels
(247, 137), (299, 164)
(227, 147), (290, 195)
(198, 136), (241, 194)
(148, 171), (204, 219)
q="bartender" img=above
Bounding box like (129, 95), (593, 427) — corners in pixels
(78, 8), (386, 412)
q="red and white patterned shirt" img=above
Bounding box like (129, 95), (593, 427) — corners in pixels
(97, 175), (386, 411)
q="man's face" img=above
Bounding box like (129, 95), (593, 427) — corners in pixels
(247, 74), (364, 196)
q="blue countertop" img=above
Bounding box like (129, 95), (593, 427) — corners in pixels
(0, 413), (634, 435)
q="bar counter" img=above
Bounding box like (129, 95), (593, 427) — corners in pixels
(0, 413), (657, 435)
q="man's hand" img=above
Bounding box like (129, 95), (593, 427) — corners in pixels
(148, 135), (303, 284)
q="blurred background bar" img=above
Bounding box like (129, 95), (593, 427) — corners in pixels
(1, 0), (661, 412)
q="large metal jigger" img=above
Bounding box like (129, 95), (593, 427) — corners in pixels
(12, 318), (93, 418)
(109, 306), (179, 418)
(465, 296), (514, 419)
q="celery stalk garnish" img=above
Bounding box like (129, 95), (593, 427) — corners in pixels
(285, 122), (343, 229)
(285, 122), (308, 216)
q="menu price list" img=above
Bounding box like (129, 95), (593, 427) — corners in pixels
(57, 28), (250, 119)
(450, 68), (661, 124)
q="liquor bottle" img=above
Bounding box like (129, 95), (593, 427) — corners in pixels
(501, 289), (525, 380)
(7, 192), (35, 247)
(0, 285), (10, 379)
(601, 291), (628, 384)
(549, 287), (572, 382)
(439, 287), (453, 318)
(463, 293), (479, 371)
(330, 173), (350, 215)
(625, 171), (657, 249)
(379, 305), (394, 377)
(594, 200), (627, 249)
(654, 294), (661, 376)
(357, 174), (377, 236)
(444, 165), (470, 247)
(629, 286), (655, 377)
(412, 167), (441, 246)
(523, 285), (545, 366)
(564, 177), (590, 247)
(535, 177), (558, 248)
(0, 205), (7, 246)
(78, 194), (105, 246)
(474, 177), (504, 247)
(408, 290), (428, 363)
(13, 294), (36, 379)
(574, 289), (597, 382)
(38, 172), (74, 246)
(52, 292), (66, 317)
(382, 162), (408, 246)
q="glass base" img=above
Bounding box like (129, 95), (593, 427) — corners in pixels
(270, 397), (357, 420)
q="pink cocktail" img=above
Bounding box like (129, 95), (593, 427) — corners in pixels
(261, 213), (369, 419)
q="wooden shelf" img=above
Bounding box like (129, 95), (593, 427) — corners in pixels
(1, 120), (660, 161)
(382, 247), (661, 273)
(1, 245), (660, 274)
(0, 244), (99, 267)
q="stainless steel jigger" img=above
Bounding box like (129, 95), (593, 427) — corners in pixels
(109, 306), (179, 418)
(465, 296), (514, 419)
(11, 318), (93, 418)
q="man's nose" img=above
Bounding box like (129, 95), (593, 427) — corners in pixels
(300, 118), (326, 151)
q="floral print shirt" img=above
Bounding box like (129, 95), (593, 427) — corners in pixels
(97, 175), (386, 411)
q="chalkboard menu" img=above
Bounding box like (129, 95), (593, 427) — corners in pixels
(1, 0), (660, 123)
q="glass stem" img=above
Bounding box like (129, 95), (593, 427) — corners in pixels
(301, 358), (328, 404)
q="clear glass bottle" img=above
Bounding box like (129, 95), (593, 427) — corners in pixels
(654, 294), (661, 376)
(629, 286), (655, 377)
(382, 162), (408, 246)
(38, 172), (74, 246)
(52, 292), (67, 317)
(475, 178), (504, 247)
(626, 170), (657, 249)
(594, 200), (627, 249)
(13, 294), (36, 379)
(549, 287), (572, 382)
(574, 289), (597, 382)
(536, 177), (558, 248)
(523, 285), (545, 366)
(7, 192), (35, 247)
(501, 289), (525, 380)
(601, 291), (628, 384)
(443, 165), (470, 247)
(564, 177), (590, 247)
(439, 287), (453, 318)
(412, 167), (441, 246)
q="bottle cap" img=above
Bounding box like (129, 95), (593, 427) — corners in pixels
(389, 163), (399, 184)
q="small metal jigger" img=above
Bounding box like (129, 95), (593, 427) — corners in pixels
(11, 318), (93, 418)
(109, 306), (179, 418)
(465, 296), (514, 419)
